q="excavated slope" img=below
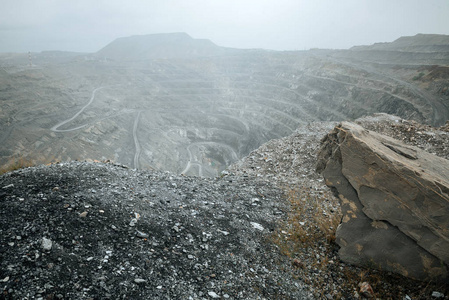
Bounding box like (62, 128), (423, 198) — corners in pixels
(1, 33), (448, 176)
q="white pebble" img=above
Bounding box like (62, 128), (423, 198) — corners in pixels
(250, 222), (264, 231)
(208, 291), (220, 298)
(134, 278), (146, 284)
(42, 237), (52, 250)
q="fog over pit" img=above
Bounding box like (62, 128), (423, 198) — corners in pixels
(1, 32), (448, 176)
(1, 0), (449, 53)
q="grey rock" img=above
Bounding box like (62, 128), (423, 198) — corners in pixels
(134, 278), (146, 284)
(317, 122), (449, 281)
(41, 237), (52, 251)
(250, 222), (264, 231)
(129, 218), (138, 227)
(135, 230), (149, 238)
(432, 291), (444, 298)
(208, 291), (220, 298)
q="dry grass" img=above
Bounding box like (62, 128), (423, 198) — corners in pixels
(273, 188), (340, 253)
(0, 156), (117, 176)
(0, 156), (37, 175)
(0, 154), (67, 175)
(270, 188), (449, 299)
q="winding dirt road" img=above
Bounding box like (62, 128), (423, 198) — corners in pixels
(181, 144), (200, 176)
(50, 87), (105, 132)
(181, 142), (238, 176)
(133, 111), (142, 169)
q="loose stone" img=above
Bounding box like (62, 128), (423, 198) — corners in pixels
(208, 291), (220, 298)
(250, 222), (264, 231)
(42, 237), (52, 251)
(136, 230), (149, 238)
(134, 278), (146, 284)
(432, 291), (444, 298)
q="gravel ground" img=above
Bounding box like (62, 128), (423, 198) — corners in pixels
(0, 162), (312, 299)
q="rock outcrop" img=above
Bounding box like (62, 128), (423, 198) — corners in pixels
(317, 121), (449, 281)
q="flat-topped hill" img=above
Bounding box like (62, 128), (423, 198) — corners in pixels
(351, 33), (449, 52)
(96, 32), (227, 61)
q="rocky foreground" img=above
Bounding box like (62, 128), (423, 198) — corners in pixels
(1, 114), (449, 299)
(0, 162), (312, 299)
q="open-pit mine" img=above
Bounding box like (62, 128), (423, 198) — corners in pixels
(1, 33), (449, 175)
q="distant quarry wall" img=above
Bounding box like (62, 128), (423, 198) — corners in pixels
(1, 33), (449, 175)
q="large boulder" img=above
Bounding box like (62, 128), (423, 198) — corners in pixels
(317, 121), (449, 282)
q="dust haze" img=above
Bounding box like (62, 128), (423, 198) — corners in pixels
(1, 1), (449, 176)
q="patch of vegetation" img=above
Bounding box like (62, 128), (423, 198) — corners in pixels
(273, 189), (340, 251)
(413, 71), (425, 80)
(0, 156), (37, 175)
(270, 188), (449, 299)
(0, 157), (118, 175)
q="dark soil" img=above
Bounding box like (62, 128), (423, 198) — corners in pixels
(0, 163), (310, 299)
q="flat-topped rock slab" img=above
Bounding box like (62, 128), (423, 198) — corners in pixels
(318, 121), (449, 281)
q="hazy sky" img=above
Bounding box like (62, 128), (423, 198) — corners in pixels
(1, 0), (449, 53)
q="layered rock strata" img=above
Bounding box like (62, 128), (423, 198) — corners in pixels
(317, 121), (449, 281)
